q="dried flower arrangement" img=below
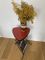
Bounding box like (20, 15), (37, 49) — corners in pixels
(12, 1), (36, 25)
(12, 1), (37, 56)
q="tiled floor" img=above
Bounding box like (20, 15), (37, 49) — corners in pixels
(0, 37), (45, 60)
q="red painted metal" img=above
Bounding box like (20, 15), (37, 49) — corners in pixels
(12, 27), (30, 41)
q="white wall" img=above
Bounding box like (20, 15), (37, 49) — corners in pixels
(0, 0), (45, 41)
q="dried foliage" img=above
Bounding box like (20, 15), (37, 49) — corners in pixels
(12, 1), (37, 24)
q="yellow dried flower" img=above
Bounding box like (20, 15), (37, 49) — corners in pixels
(12, 1), (37, 24)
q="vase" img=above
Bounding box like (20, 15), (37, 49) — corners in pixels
(12, 21), (30, 54)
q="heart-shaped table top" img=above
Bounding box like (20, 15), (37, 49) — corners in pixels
(12, 27), (30, 41)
